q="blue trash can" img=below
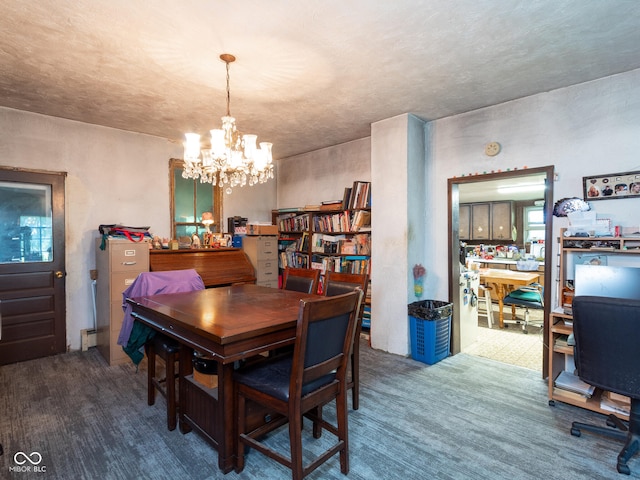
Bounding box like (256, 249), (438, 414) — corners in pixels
(408, 300), (453, 365)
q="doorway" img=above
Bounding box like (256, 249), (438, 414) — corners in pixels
(0, 167), (66, 365)
(448, 166), (554, 376)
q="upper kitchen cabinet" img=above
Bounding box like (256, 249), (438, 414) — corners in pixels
(460, 201), (513, 241)
(491, 201), (513, 241)
(459, 204), (470, 240)
(471, 203), (490, 240)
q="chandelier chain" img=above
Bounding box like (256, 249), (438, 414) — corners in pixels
(225, 60), (231, 117)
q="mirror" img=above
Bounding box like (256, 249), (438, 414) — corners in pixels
(448, 166), (554, 376)
(170, 158), (222, 241)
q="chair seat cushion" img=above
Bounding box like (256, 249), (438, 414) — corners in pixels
(503, 289), (542, 308)
(234, 356), (335, 402)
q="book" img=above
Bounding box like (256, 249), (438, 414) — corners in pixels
(552, 387), (589, 404)
(341, 187), (352, 210)
(554, 371), (595, 397)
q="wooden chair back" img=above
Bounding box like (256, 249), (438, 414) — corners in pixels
(283, 267), (320, 294)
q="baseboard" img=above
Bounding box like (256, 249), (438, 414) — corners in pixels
(81, 328), (97, 351)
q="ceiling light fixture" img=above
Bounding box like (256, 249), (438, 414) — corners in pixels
(497, 184), (546, 195)
(183, 54), (273, 194)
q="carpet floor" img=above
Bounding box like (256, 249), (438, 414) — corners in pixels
(1, 339), (635, 479)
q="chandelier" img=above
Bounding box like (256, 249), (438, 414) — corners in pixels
(183, 54), (274, 194)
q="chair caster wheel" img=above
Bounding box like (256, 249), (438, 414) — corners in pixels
(606, 417), (617, 429)
(548, 400), (555, 407)
(617, 463), (630, 475)
(570, 427), (581, 437)
(522, 330), (528, 334)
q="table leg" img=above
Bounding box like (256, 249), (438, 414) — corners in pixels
(179, 344), (193, 434)
(218, 362), (236, 473)
(495, 284), (506, 328)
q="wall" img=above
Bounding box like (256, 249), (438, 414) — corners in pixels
(278, 68), (640, 358)
(428, 69), (640, 309)
(0, 107), (276, 350)
(277, 138), (371, 208)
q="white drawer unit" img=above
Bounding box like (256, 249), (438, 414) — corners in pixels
(242, 235), (278, 288)
(95, 238), (149, 365)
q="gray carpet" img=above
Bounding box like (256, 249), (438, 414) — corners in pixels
(0, 340), (635, 479)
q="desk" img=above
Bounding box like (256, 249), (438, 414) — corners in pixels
(127, 284), (317, 473)
(149, 248), (256, 287)
(478, 269), (540, 328)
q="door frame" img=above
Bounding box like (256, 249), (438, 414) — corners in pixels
(447, 166), (554, 377)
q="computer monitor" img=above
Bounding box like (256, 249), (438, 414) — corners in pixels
(574, 264), (640, 300)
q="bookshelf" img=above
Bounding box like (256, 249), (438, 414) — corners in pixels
(273, 181), (372, 292)
(547, 228), (632, 418)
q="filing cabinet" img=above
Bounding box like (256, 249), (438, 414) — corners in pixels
(95, 238), (149, 365)
(242, 235), (278, 288)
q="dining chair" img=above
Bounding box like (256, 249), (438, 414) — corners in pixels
(282, 267), (320, 294)
(323, 271), (369, 410)
(234, 289), (363, 480)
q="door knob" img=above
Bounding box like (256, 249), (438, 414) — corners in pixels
(55, 271), (64, 278)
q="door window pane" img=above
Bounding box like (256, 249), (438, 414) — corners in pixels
(0, 181), (53, 263)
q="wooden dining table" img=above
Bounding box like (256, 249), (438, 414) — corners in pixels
(478, 268), (541, 328)
(127, 284), (317, 473)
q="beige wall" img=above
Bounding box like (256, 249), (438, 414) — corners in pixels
(0, 107), (276, 350)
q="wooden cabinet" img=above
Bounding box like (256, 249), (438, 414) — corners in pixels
(491, 201), (513, 240)
(471, 203), (490, 240)
(95, 238), (149, 365)
(242, 235), (278, 288)
(459, 204), (470, 240)
(460, 201), (513, 241)
(548, 228), (635, 418)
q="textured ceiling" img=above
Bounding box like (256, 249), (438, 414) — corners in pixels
(1, 1), (639, 159)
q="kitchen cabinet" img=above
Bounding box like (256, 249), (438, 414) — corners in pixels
(460, 201), (513, 241)
(459, 204), (470, 240)
(491, 201), (513, 240)
(471, 203), (490, 240)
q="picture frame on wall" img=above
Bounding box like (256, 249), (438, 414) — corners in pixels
(583, 170), (640, 201)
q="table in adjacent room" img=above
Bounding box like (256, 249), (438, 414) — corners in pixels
(478, 268), (541, 328)
(127, 284), (317, 473)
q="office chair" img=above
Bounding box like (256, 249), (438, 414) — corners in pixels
(570, 296), (640, 475)
(234, 290), (362, 480)
(323, 271), (369, 410)
(502, 283), (543, 333)
(120, 269), (205, 431)
(282, 267), (320, 294)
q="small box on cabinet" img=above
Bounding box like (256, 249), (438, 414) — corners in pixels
(246, 224), (278, 235)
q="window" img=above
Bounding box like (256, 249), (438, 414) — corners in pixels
(170, 158), (222, 240)
(524, 206), (545, 243)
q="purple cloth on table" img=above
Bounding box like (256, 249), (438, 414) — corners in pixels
(117, 269), (205, 346)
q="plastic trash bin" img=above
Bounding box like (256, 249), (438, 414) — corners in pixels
(408, 300), (453, 365)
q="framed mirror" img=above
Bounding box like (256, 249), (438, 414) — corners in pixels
(169, 158), (222, 241)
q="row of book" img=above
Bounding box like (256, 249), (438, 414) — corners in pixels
(278, 213), (310, 232)
(310, 255), (371, 275)
(554, 370), (631, 415)
(279, 251), (309, 269)
(310, 233), (371, 255)
(313, 209), (371, 233)
(342, 181), (371, 210)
